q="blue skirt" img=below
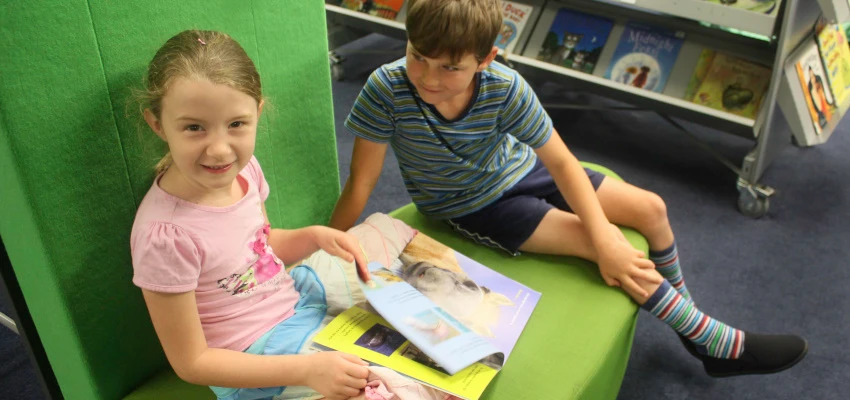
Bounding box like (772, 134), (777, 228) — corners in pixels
(211, 265), (328, 400)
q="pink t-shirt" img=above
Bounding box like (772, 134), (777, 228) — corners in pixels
(130, 156), (299, 351)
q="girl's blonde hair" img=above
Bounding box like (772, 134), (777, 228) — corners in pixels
(139, 30), (262, 174)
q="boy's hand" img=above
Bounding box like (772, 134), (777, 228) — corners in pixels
(595, 225), (660, 298)
(305, 352), (370, 399)
(311, 226), (372, 283)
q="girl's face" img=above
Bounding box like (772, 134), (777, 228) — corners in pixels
(145, 78), (261, 200)
(405, 42), (496, 106)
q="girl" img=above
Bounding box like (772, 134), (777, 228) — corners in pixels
(131, 29), (373, 400)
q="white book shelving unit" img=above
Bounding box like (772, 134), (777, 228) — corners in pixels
(325, 0), (850, 218)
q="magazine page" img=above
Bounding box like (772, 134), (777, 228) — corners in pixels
(312, 232), (542, 399)
(313, 306), (499, 400)
(358, 260), (504, 375)
(396, 232), (541, 358)
(496, 1), (534, 54)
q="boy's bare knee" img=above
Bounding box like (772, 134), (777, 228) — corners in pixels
(639, 192), (668, 228)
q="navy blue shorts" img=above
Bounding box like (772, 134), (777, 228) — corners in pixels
(445, 159), (606, 255)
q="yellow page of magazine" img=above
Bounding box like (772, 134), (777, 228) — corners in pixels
(313, 306), (498, 400)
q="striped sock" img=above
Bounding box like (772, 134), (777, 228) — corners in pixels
(642, 281), (745, 359)
(650, 242), (692, 301)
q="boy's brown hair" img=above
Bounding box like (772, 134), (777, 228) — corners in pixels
(406, 0), (502, 64)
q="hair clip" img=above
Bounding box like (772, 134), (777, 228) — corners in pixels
(197, 38), (207, 45)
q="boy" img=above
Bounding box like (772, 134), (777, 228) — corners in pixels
(330, 0), (806, 377)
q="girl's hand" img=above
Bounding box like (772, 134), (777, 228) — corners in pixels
(305, 352), (370, 399)
(595, 225), (661, 298)
(310, 226), (371, 283)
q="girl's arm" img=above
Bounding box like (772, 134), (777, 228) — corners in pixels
(263, 206), (370, 281)
(329, 137), (389, 231)
(142, 289), (369, 398)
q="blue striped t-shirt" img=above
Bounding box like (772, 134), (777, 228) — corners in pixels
(344, 58), (553, 219)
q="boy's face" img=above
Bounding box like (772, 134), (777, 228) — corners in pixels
(406, 42), (497, 106)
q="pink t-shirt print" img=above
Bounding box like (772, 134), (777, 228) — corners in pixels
(130, 156), (299, 351)
(217, 223), (285, 296)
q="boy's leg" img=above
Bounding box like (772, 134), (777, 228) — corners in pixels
(518, 176), (805, 374)
(526, 175), (693, 299)
(520, 210), (744, 358)
(593, 178), (692, 300)
(519, 207), (806, 375)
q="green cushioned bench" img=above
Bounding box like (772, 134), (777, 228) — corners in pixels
(0, 1), (644, 399)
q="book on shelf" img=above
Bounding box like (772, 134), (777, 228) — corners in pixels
(701, 0), (782, 15)
(843, 23), (850, 49)
(687, 50), (771, 119)
(604, 21), (685, 93)
(535, 8), (614, 74)
(312, 232), (541, 400)
(338, 0), (405, 20)
(816, 22), (850, 107)
(795, 40), (837, 136)
(496, 1), (534, 54)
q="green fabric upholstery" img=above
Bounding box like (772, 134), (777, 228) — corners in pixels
(0, 0), (644, 396)
(0, 1), (337, 399)
(391, 162), (645, 400)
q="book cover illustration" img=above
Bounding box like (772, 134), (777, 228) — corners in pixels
(684, 49), (718, 101)
(796, 42), (836, 135)
(690, 52), (771, 119)
(339, 0), (405, 20)
(816, 24), (850, 107)
(844, 22), (850, 50)
(495, 1), (534, 54)
(536, 8), (614, 74)
(313, 232), (541, 399)
(604, 22), (685, 93)
(702, 0), (781, 15)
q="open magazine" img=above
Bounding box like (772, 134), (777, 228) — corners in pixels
(312, 233), (541, 399)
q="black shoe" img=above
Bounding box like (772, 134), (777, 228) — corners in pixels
(678, 333), (701, 359)
(679, 332), (808, 377)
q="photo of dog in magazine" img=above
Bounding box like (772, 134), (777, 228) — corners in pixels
(312, 232), (541, 400)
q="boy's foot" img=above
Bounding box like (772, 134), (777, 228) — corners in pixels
(678, 332), (808, 377)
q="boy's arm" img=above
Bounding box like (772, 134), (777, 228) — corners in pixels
(534, 129), (658, 296)
(329, 137), (389, 231)
(534, 129), (611, 244)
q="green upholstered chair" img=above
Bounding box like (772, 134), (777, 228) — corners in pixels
(0, 1), (646, 399)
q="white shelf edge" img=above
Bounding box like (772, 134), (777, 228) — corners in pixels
(507, 53), (756, 127)
(817, 0), (850, 24)
(590, 0), (778, 38)
(325, 4), (406, 31)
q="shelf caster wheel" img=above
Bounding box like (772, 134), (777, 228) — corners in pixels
(329, 51), (345, 81)
(736, 178), (774, 219)
(331, 63), (345, 81)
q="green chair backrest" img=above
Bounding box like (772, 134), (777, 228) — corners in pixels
(0, 1), (339, 398)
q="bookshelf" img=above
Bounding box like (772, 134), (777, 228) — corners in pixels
(325, 0), (849, 218)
